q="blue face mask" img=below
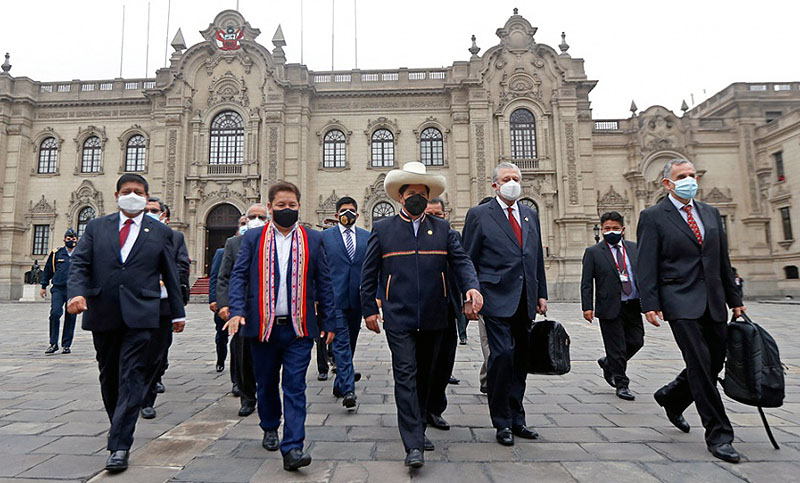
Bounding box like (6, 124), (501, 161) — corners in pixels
(146, 212), (162, 223)
(238, 226), (247, 236)
(672, 177), (698, 200)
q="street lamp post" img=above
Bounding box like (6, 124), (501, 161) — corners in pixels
(593, 224), (600, 243)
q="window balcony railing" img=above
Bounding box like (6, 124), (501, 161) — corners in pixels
(207, 164), (243, 175)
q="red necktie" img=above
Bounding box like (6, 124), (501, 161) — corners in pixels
(119, 218), (133, 248)
(508, 207), (522, 246)
(682, 205), (703, 245)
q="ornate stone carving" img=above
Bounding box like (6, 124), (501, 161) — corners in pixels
(316, 190), (338, 225)
(204, 50), (254, 75)
(364, 117), (401, 138)
(362, 174), (392, 229)
(207, 71), (249, 108)
(117, 124), (149, 149)
(475, 124), (486, 198)
(452, 112), (470, 124)
(68, 180), (104, 226)
(565, 123), (578, 205)
(498, 72), (543, 108)
(703, 186), (734, 204)
(201, 185), (247, 205)
(30, 195), (56, 214)
(598, 185), (628, 205)
(73, 125), (107, 149)
(166, 130), (177, 206)
(31, 127), (64, 152)
(495, 11), (537, 53)
(200, 10), (261, 46)
(638, 109), (683, 153)
(268, 126), (278, 184)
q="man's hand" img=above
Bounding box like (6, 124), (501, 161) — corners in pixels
(222, 315), (245, 336)
(218, 306), (230, 321)
(209, 302), (217, 313)
(537, 298), (548, 315)
(321, 330), (335, 344)
(365, 313), (382, 334)
(465, 289), (483, 312)
(583, 310), (594, 323)
(733, 306), (747, 318)
(39, 288), (46, 299)
(463, 301), (479, 320)
(645, 310), (663, 327)
(173, 321), (185, 333)
(67, 296), (87, 315)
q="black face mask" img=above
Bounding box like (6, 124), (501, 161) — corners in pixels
(338, 210), (357, 227)
(404, 194), (428, 216)
(603, 231), (623, 246)
(65, 240), (77, 249)
(272, 208), (299, 228)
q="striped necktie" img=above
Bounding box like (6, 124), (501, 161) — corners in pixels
(344, 228), (355, 262)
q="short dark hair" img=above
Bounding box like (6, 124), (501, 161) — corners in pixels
(148, 196), (165, 212)
(268, 181), (301, 203)
(116, 173), (149, 193)
(600, 211), (624, 226)
(336, 196), (358, 212)
(399, 184), (430, 196)
(428, 197), (445, 210)
(163, 204), (171, 219)
(479, 196), (494, 205)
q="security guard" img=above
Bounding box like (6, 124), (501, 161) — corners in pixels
(40, 228), (79, 354)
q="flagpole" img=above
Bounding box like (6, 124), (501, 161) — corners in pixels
(145, 2), (151, 77)
(300, 0), (304, 64)
(163, 0), (171, 67)
(354, 0), (358, 69)
(331, 0), (335, 70)
(119, 5), (126, 77)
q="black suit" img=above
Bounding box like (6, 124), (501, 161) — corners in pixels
(637, 196), (743, 446)
(68, 212), (185, 451)
(580, 240), (644, 388)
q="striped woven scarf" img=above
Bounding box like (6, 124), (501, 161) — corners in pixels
(257, 222), (309, 341)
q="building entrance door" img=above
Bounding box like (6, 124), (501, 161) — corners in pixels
(205, 203), (241, 275)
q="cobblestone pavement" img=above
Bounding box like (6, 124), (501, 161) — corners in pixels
(0, 301), (798, 482)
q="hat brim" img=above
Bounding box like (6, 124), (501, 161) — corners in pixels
(384, 170), (446, 202)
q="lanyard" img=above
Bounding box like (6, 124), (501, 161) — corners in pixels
(606, 242), (627, 274)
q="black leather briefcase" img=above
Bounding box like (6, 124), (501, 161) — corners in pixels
(528, 318), (571, 375)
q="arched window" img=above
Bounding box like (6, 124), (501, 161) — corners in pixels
(209, 111), (244, 165)
(77, 206), (96, 237)
(125, 135), (147, 172)
(372, 201), (395, 221)
(510, 108), (537, 159)
(38, 137), (58, 174)
(785, 266), (799, 280)
(323, 129), (346, 168)
(420, 127), (444, 166)
(371, 129), (394, 168)
(81, 136), (102, 173)
(519, 197), (539, 213)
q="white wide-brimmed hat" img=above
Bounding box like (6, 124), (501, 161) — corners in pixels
(384, 162), (446, 202)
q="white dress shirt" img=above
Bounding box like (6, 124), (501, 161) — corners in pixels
(496, 196), (521, 225)
(274, 224), (297, 316)
(401, 210), (424, 237)
(609, 242), (639, 301)
(338, 222), (357, 252)
(669, 194), (705, 239)
(119, 211), (144, 263)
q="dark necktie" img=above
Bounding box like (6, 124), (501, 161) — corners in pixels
(344, 228), (355, 262)
(615, 244), (633, 295)
(508, 207), (522, 246)
(119, 219), (133, 250)
(682, 205), (703, 245)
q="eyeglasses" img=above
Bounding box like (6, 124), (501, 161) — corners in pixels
(145, 208), (162, 214)
(247, 214), (267, 220)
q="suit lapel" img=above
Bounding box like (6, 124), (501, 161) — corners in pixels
(600, 241), (618, 274)
(107, 214), (122, 261)
(332, 228), (350, 265)
(489, 200), (520, 247)
(662, 198), (702, 247)
(520, 205), (531, 251)
(125, 215), (151, 263)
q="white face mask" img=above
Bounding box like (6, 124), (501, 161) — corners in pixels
(117, 193), (147, 213)
(498, 180), (522, 201)
(247, 218), (266, 230)
(145, 212), (162, 223)
(238, 226), (248, 236)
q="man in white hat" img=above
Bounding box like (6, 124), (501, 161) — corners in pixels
(360, 162), (483, 468)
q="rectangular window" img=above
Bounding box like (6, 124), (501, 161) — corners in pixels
(775, 151), (785, 181)
(780, 207), (793, 241)
(766, 111), (783, 123)
(40, 85), (53, 93)
(32, 225), (49, 255)
(749, 84), (767, 91)
(81, 84), (95, 92)
(774, 84), (792, 91)
(99, 82), (113, 91)
(143, 81), (156, 89)
(124, 82), (139, 90)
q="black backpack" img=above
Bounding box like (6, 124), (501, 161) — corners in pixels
(721, 313), (786, 449)
(527, 318), (571, 375)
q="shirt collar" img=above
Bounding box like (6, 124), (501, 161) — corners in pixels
(338, 222), (353, 235)
(495, 195), (519, 212)
(273, 223), (298, 239)
(399, 209), (426, 224)
(668, 193), (694, 211)
(119, 210), (144, 227)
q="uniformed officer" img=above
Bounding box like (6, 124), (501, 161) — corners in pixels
(40, 228), (79, 354)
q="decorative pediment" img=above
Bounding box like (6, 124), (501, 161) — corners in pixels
(207, 71), (249, 108)
(702, 186), (734, 204)
(203, 50), (254, 75)
(200, 185), (250, 205)
(362, 174), (394, 229)
(638, 107), (684, 153)
(117, 124), (150, 149)
(496, 9), (537, 53)
(316, 190), (339, 225)
(68, 180), (104, 225)
(200, 10), (261, 50)
(73, 125), (107, 149)
(364, 117), (400, 138)
(31, 127), (64, 152)
(29, 195), (56, 214)
(316, 119), (353, 145)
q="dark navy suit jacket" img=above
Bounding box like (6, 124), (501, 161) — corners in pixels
(580, 240), (640, 320)
(461, 199), (548, 319)
(228, 224), (338, 339)
(322, 225), (369, 321)
(67, 212), (186, 331)
(209, 247), (224, 304)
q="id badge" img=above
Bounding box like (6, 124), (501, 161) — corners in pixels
(619, 273), (629, 283)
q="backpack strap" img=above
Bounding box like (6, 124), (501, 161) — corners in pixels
(758, 406), (780, 450)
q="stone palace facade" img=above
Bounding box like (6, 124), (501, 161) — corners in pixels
(1, 9), (799, 300)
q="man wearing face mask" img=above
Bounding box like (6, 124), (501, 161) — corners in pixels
(40, 228), (79, 354)
(580, 211), (644, 401)
(461, 162), (547, 447)
(217, 209), (266, 417)
(637, 159), (745, 463)
(360, 162), (482, 468)
(66, 174), (185, 473)
(322, 196), (370, 409)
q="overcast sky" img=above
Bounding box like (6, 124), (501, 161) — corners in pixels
(1, 0), (797, 118)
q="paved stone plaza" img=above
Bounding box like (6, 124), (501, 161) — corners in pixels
(0, 301), (798, 482)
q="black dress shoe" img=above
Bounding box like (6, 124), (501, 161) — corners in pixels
(155, 381), (165, 394)
(448, 376), (460, 385)
(354, 372), (362, 382)
(262, 430), (279, 451)
(496, 428), (514, 446)
(317, 372), (328, 381)
(105, 450), (129, 472)
(512, 425), (539, 440)
(479, 385), (488, 394)
(238, 401), (256, 417)
(283, 448), (311, 471)
(427, 413), (450, 431)
(405, 448), (424, 468)
(231, 384), (241, 397)
(616, 387), (635, 401)
(45, 344), (58, 354)
(423, 435), (435, 451)
(342, 392), (357, 409)
(141, 407), (156, 419)
(598, 358), (615, 388)
(459, 336), (467, 345)
(62, 347), (71, 354)
(216, 363), (224, 373)
(654, 392), (690, 433)
(708, 443), (741, 463)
